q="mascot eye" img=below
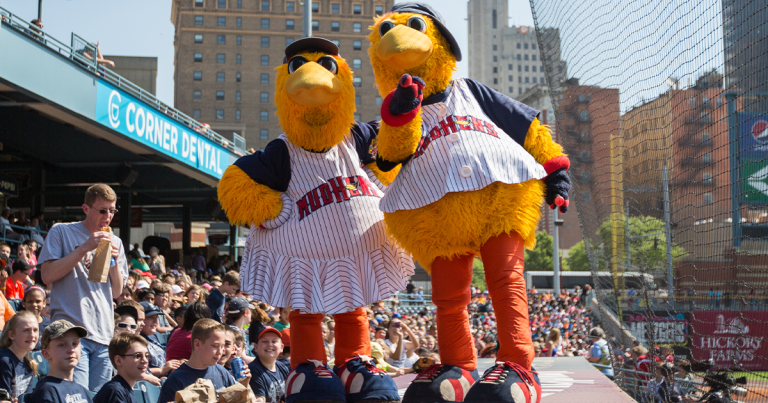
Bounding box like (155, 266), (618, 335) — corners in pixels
(407, 16), (427, 33)
(288, 56), (308, 73)
(379, 21), (395, 36)
(317, 56), (338, 74)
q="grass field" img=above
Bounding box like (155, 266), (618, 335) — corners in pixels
(731, 371), (768, 381)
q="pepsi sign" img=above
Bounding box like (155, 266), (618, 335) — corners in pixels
(739, 113), (768, 157)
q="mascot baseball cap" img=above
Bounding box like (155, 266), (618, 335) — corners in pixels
(284, 37), (340, 62)
(389, 2), (462, 61)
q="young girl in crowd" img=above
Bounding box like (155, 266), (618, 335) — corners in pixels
(224, 297), (253, 345)
(184, 285), (203, 305)
(0, 311), (39, 400)
(21, 286), (49, 351)
(129, 249), (151, 274)
(545, 328), (564, 357)
(231, 330), (255, 365)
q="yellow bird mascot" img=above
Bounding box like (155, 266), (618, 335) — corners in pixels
(218, 37), (412, 403)
(367, 3), (572, 403)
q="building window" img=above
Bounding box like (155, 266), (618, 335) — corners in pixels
(508, 64), (513, 70)
(509, 87), (513, 93)
(353, 77), (361, 87)
(261, 92), (269, 102)
(508, 75), (513, 81)
(218, 17), (226, 26)
(524, 54), (529, 60)
(261, 55), (269, 65)
(354, 113), (361, 120)
(532, 66), (537, 72)
(194, 53), (203, 62)
(493, 78), (498, 84)
(237, 36), (242, 45)
(355, 95), (361, 105)
(261, 73), (269, 84)
(524, 43), (529, 50)
(261, 0), (269, 10)
(376, 96), (382, 106)
(353, 4), (362, 14)
(286, 38), (294, 46)
(193, 109), (201, 118)
(703, 153), (711, 163)
(236, 110), (241, 120)
(218, 0), (226, 8)
(195, 16), (203, 25)
(216, 109), (224, 119)
(217, 72), (225, 81)
(312, 21), (319, 31)
(218, 35), (226, 44)
(332, 21), (340, 31)
(261, 19), (270, 29)
(532, 77), (537, 83)
(237, 0), (242, 8)
(331, 39), (339, 46)
(579, 110), (589, 121)
(286, 19), (295, 30)
(216, 91), (225, 100)
(517, 43), (521, 49)
(217, 53), (225, 63)
(517, 54), (521, 60)
(532, 55), (537, 61)
(236, 54), (241, 64)
(525, 66), (529, 72)
(493, 44), (497, 51)
(703, 172), (713, 184)
(518, 76), (522, 83)
(286, 1), (294, 12)
(312, 2), (319, 12)
(353, 22), (361, 33)
(193, 90), (201, 100)
(194, 71), (202, 80)
(532, 43), (537, 49)
(702, 132), (711, 144)
(493, 56), (498, 62)
(353, 40), (362, 50)
(493, 67), (498, 73)
(260, 129), (269, 139)
(237, 17), (242, 27)
(195, 0), (203, 7)
(352, 59), (362, 69)
(582, 192), (591, 203)
(261, 37), (270, 47)
(492, 9), (497, 29)
(518, 65), (521, 71)
(704, 193), (713, 205)
(236, 72), (241, 82)
(236, 91), (241, 101)
(194, 34), (203, 43)
(260, 111), (269, 121)
(690, 97), (696, 107)
(332, 3), (340, 13)
(717, 97), (723, 107)
(375, 5), (383, 14)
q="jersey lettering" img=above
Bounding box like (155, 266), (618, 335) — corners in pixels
(296, 175), (380, 221)
(414, 114), (501, 158)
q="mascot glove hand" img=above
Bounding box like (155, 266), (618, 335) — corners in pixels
(542, 156), (571, 213)
(381, 74), (425, 127)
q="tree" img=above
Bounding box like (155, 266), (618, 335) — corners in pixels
(595, 214), (687, 272)
(565, 240), (591, 271)
(524, 231), (554, 271)
(472, 258), (486, 291)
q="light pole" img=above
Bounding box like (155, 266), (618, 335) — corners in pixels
(301, 0), (312, 38)
(37, 0), (42, 20)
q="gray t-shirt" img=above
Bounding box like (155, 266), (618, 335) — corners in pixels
(38, 222), (129, 345)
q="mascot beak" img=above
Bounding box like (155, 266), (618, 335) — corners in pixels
(375, 24), (433, 70)
(286, 61), (343, 107)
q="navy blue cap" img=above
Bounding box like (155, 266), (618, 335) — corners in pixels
(139, 301), (163, 317)
(389, 2), (462, 61)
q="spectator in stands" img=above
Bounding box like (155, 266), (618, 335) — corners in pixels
(231, 331), (255, 365)
(0, 243), (11, 265)
(151, 284), (176, 333)
(114, 305), (139, 336)
(0, 311), (39, 400)
(31, 320), (92, 403)
(116, 286), (133, 304)
(139, 302), (181, 378)
(22, 286), (50, 350)
(157, 319), (241, 403)
(118, 300), (145, 335)
(6, 260), (32, 300)
(38, 184), (128, 392)
(79, 41), (114, 68)
(1, 208), (27, 243)
(147, 247), (165, 275)
(129, 249), (151, 275)
(93, 333), (148, 403)
(248, 328), (289, 403)
(0, 291), (15, 332)
(248, 303), (270, 349)
(27, 218), (45, 246)
(226, 297), (254, 345)
(206, 272), (239, 323)
(383, 318), (419, 368)
(272, 307), (290, 332)
(632, 345), (652, 382)
(166, 302), (211, 361)
(586, 327), (613, 379)
(23, 240), (38, 266)
(185, 285), (203, 305)
(544, 328), (564, 357)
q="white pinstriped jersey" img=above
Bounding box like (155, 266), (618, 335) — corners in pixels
(239, 133), (414, 314)
(379, 77), (548, 213)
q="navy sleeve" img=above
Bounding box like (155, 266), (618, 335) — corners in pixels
(350, 121), (380, 165)
(92, 383), (120, 403)
(157, 377), (183, 403)
(464, 78), (540, 147)
(232, 139), (291, 192)
(0, 356), (13, 397)
(247, 369), (268, 399)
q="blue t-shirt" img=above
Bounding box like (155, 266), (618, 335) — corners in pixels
(93, 375), (136, 403)
(29, 376), (93, 403)
(144, 333), (166, 369)
(590, 339), (614, 377)
(248, 358), (289, 403)
(206, 289), (225, 323)
(157, 363), (235, 403)
(0, 348), (34, 399)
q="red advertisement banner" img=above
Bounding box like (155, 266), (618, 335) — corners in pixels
(688, 310), (768, 370)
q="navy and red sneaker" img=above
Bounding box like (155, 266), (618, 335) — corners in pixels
(333, 355), (400, 403)
(401, 364), (478, 402)
(463, 361), (541, 403)
(285, 360), (346, 403)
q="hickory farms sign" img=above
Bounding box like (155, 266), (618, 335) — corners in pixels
(689, 311), (768, 370)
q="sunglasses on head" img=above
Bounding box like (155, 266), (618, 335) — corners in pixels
(116, 322), (138, 331)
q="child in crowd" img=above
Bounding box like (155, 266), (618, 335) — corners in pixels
(157, 319), (248, 403)
(152, 284), (176, 333)
(218, 328), (237, 369)
(165, 302), (211, 361)
(93, 333), (149, 403)
(21, 286), (50, 351)
(139, 302), (180, 377)
(30, 320), (92, 403)
(231, 331), (255, 365)
(225, 296), (254, 345)
(117, 301), (145, 335)
(206, 272), (240, 323)
(0, 311), (39, 400)
(248, 328), (289, 403)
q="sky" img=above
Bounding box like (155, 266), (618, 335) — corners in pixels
(0, 0), (535, 106)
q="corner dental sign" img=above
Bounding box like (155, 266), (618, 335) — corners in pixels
(98, 83), (224, 178)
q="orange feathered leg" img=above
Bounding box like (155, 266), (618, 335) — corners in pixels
(431, 253), (477, 371)
(289, 310), (327, 370)
(333, 307), (371, 368)
(479, 232), (534, 369)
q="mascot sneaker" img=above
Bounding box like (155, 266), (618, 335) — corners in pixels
(285, 360), (346, 403)
(401, 364), (478, 402)
(334, 355), (400, 403)
(463, 361), (541, 403)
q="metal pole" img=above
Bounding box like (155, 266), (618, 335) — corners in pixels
(302, 0), (312, 38)
(553, 208), (560, 296)
(663, 165), (674, 300)
(37, 0), (42, 20)
(625, 199), (630, 272)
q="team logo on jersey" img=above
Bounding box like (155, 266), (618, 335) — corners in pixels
(296, 175), (382, 220)
(414, 114), (499, 158)
(368, 137), (379, 159)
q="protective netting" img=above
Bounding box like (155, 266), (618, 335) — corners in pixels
(530, 0), (768, 400)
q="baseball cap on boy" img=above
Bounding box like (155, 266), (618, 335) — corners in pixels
(139, 301), (163, 317)
(42, 320), (88, 348)
(258, 327), (282, 340)
(227, 296), (255, 314)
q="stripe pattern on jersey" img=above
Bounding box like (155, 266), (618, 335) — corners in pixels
(380, 77), (548, 213)
(239, 133), (415, 314)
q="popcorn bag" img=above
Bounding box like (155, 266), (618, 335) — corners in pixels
(175, 379), (217, 403)
(88, 226), (112, 283)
